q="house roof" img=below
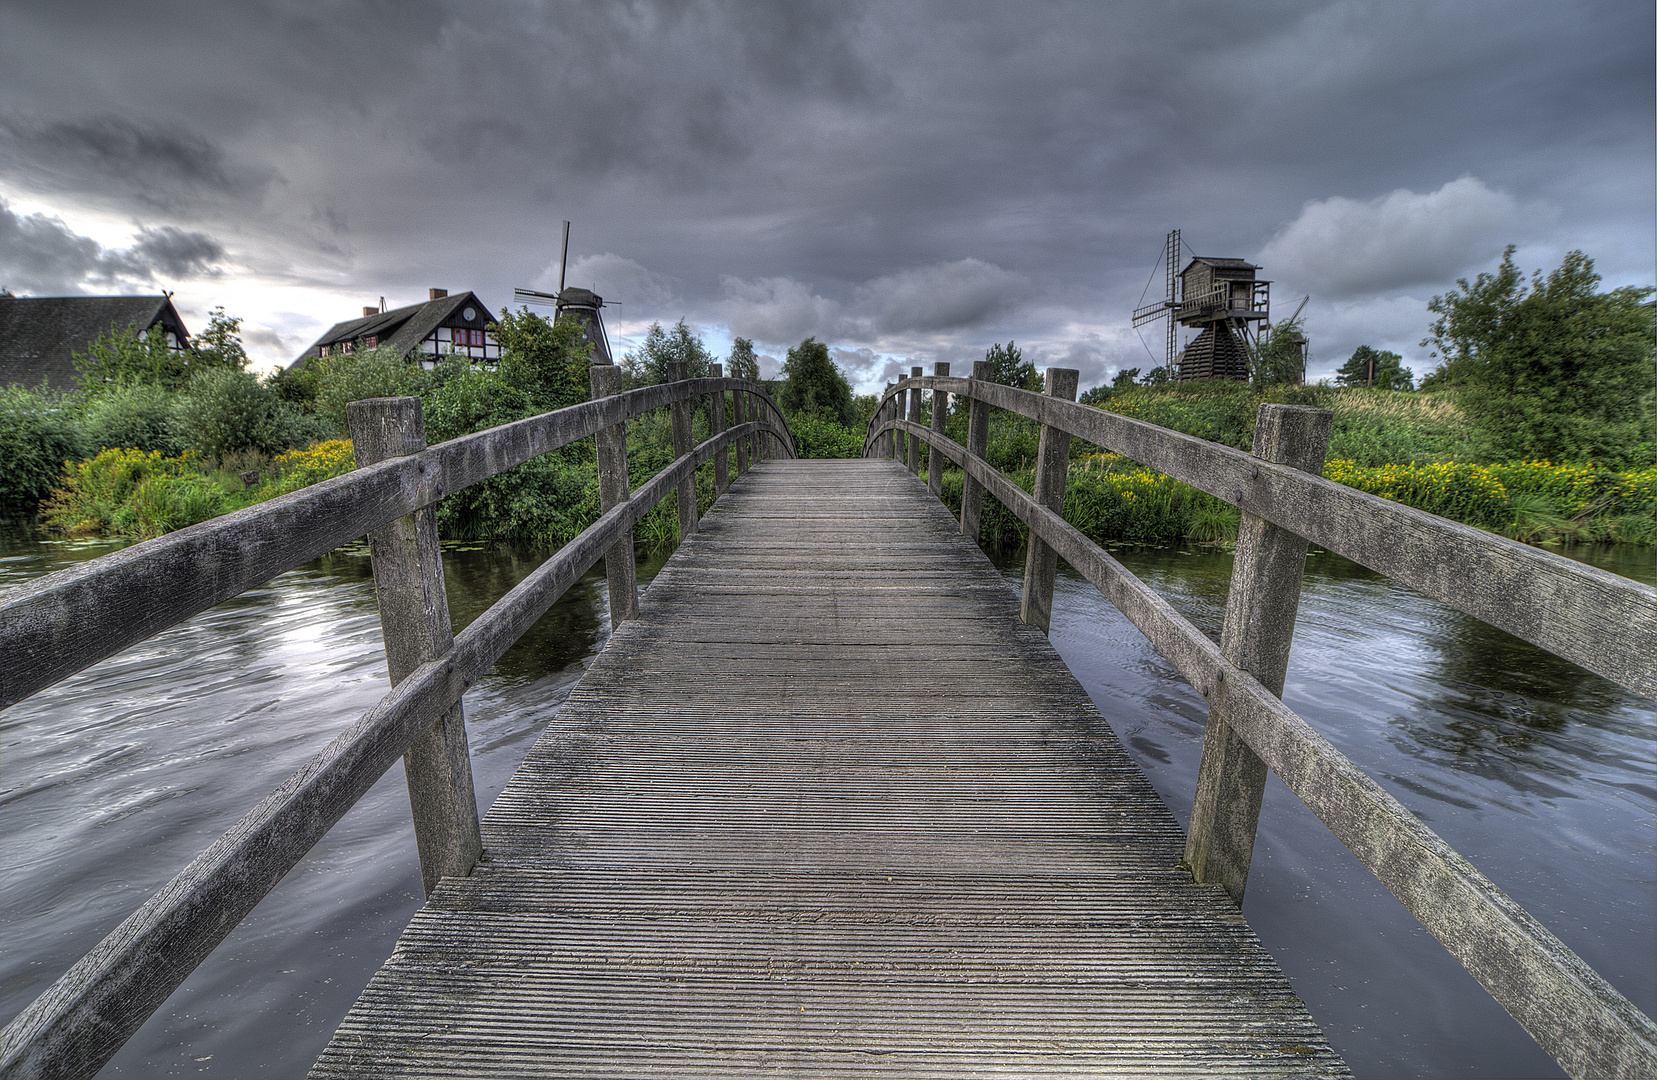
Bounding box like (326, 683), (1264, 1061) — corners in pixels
(290, 292), (495, 369)
(0, 295), (190, 391)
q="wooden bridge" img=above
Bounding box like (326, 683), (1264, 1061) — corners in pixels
(2, 362), (1653, 1078)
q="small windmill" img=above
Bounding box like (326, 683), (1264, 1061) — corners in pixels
(1131, 229), (1182, 376)
(513, 220), (613, 364)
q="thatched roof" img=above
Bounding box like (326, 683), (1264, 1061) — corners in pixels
(0, 295), (190, 391)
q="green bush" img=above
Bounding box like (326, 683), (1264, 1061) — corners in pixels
(787, 414), (863, 458)
(310, 346), (432, 433)
(0, 384), (86, 511)
(41, 448), (222, 538)
(173, 368), (290, 461)
(81, 381), (184, 456)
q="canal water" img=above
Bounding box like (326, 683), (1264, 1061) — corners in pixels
(1, 519), (1651, 1078)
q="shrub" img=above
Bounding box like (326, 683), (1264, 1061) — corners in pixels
(0, 384), (87, 511)
(310, 346), (432, 433)
(235, 439), (359, 505)
(1322, 459), (1510, 527)
(41, 448), (221, 538)
(787, 414), (863, 458)
(81, 381), (184, 456)
(173, 368), (291, 461)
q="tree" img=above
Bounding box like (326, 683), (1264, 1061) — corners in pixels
(621, 319), (715, 388)
(1111, 367), (1140, 391)
(1139, 366), (1170, 386)
(1422, 247), (1655, 464)
(1078, 385), (1113, 406)
(1336, 346), (1413, 391)
(985, 340), (1038, 390)
(191, 306), (249, 373)
(1248, 318), (1306, 388)
(75, 322), (187, 391)
(490, 307), (594, 411)
(779, 337), (855, 427)
(727, 337), (760, 381)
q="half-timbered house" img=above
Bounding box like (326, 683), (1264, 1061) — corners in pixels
(292, 289), (500, 370)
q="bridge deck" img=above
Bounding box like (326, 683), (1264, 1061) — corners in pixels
(311, 458), (1346, 1077)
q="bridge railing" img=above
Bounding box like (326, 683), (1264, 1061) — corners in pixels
(0, 368), (794, 1079)
(864, 365), (1656, 1080)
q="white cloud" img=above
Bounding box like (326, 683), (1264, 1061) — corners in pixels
(1257, 176), (1551, 297)
(716, 274), (849, 345)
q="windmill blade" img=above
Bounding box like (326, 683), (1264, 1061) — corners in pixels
(1132, 299), (1175, 326)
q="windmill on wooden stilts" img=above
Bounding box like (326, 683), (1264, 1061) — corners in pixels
(1132, 230), (1273, 382)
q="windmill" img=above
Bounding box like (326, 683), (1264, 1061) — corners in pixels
(1132, 230), (1276, 382)
(513, 220), (613, 364)
(1131, 229), (1182, 376)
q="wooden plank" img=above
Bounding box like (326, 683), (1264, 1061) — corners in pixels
(312, 458), (1347, 1078)
(1185, 404), (1331, 903)
(0, 424), (765, 1080)
(348, 397), (482, 897)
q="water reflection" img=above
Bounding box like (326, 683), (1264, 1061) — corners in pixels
(0, 518), (664, 1077)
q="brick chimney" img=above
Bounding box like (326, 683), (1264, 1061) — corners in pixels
(363, 306), (377, 317)
(429, 288), (448, 300)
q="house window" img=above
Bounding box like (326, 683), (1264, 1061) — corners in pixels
(364, 335), (378, 348)
(341, 341), (354, 355)
(318, 345), (331, 358)
(454, 328), (484, 348)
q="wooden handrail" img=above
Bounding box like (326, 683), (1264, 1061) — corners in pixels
(0, 378), (792, 710)
(868, 396), (1657, 1079)
(0, 379), (792, 1079)
(868, 375), (1655, 700)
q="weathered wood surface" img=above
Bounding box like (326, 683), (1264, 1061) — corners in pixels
(0, 422), (771, 1080)
(348, 398), (483, 897)
(0, 378), (792, 710)
(312, 458), (1346, 1078)
(1185, 404), (1331, 904)
(1019, 367), (1077, 632)
(870, 375), (1655, 700)
(895, 419), (1657, 1079)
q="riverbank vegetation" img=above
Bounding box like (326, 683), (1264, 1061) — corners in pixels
(6, 248), (1650, 551)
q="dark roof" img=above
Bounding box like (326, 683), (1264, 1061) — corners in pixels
(0, 295), (190, 391)
(1180, 257), (1261, 278)
(290, 291), (495, 369)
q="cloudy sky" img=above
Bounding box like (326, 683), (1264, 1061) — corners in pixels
(1, 1), (1650, 391)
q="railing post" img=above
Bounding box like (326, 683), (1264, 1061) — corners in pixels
(927, 362), (949, 495)
(347, 397), (482, 898)
(710, 364), (729, 495)
(1019, 368), (1078, 632)
(960, 360), (991, 541)
(892, 383), (907, 464)
(668, 360), (698, 539)
(590, 363), (639, 627)
(732, 388), (749, 476)
(906, 366), (924, 474)
(751, 388), (766, 465)
(879, 382), (895, 459)
(1185, 403), (1333, 904)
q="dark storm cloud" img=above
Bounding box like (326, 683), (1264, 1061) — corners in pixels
(414, 0), (882, 183)
(0, 116), (275, 212)
(0, 1), (1647, 380)
(129, 226), (227, 279)
(0, 200), (226, 294)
